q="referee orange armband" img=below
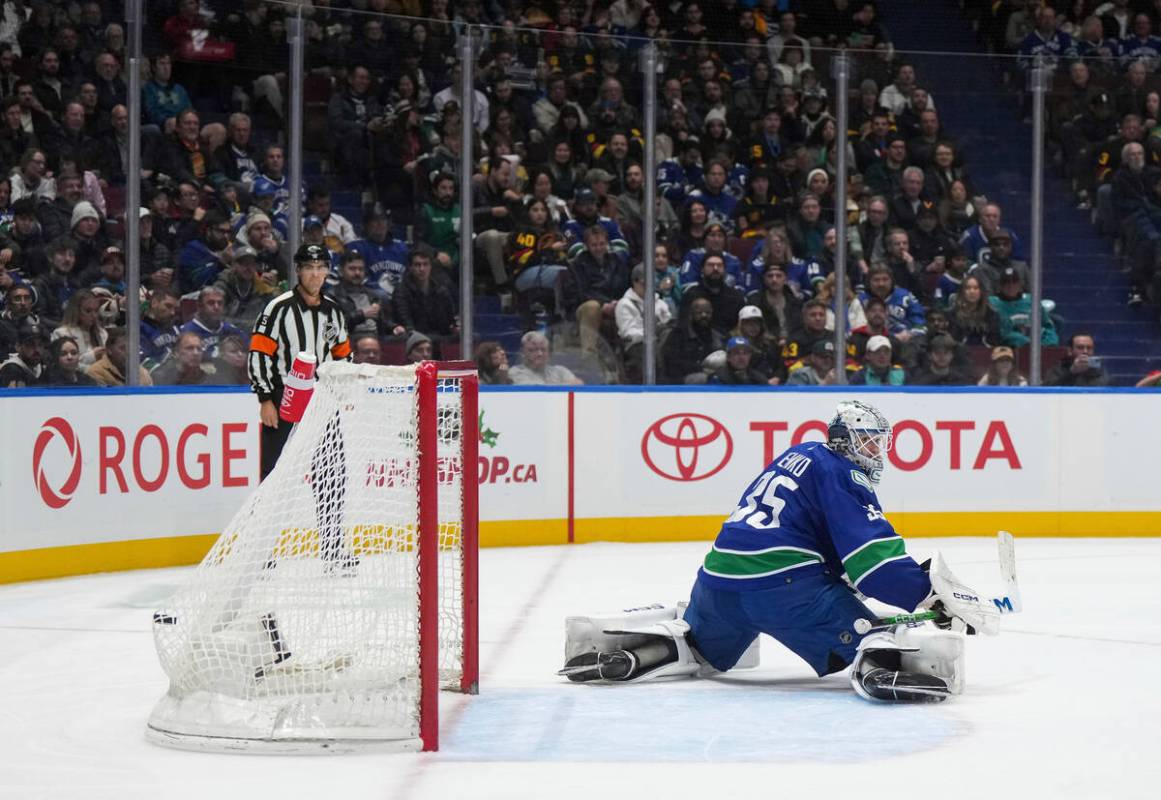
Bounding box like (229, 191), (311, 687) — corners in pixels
(250, 333), (278, 356)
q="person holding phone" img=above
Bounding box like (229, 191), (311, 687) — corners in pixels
(1046, 332), (1110, 387)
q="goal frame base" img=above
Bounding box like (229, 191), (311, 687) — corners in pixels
(145, 725), (422, 756)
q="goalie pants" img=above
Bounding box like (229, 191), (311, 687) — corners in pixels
(683, 571), (874, 677)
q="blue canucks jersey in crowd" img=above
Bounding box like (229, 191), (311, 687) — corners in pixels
(347, 237), (410, 298)
(678, 247), (744, 288)
(657, 158), (703, 206)
(748, 239), (814, 298)
(697, 441), (931, 612)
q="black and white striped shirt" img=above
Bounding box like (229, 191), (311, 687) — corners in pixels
(248, 287), (351, 401)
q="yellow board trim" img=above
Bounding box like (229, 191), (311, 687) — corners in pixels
(1, 512), (1158, 584)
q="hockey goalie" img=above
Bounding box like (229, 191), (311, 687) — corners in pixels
(561, 400), (1018, 703)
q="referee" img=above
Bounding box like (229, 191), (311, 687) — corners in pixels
(248, 243), (352, 480)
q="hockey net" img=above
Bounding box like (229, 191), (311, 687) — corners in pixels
(147, 361), (478, 753)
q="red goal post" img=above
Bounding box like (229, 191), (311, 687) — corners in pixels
(417, 360), (479, 751)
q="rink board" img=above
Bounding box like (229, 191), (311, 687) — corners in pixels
(2, 385), (1159, 582)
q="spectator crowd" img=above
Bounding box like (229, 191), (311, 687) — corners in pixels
(0, 0), (1127, 389)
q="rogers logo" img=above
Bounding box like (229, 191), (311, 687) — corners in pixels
(33, 417), (83, 509)
(641, 413), (733, 481)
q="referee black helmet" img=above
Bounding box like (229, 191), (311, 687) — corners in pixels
(294, 243), (330, 267)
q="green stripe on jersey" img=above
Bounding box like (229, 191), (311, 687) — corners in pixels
(843, 537), (907, 585)
(703, 547), (822, 579)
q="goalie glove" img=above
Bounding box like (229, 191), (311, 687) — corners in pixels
(918, 555), (1001, 636)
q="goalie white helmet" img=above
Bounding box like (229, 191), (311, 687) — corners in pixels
(827, 400), (893, 484)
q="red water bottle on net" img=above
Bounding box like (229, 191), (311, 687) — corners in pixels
(279, 352), (317, 423)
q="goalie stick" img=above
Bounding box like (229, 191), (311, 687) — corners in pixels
(856, 531), (1023, 634)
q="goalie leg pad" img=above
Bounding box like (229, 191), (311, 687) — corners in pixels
(559, 619), (702, 683)
(850, 625), (965, 703)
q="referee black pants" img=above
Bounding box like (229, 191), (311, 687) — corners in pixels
(259, 389), (350, 564)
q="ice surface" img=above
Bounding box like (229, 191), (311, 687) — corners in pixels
(1, 538), (1159, 799)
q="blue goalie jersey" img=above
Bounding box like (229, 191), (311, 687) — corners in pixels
(698, 441), (931, 612)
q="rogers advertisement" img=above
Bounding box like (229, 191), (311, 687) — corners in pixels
(4, 391), (259, 552)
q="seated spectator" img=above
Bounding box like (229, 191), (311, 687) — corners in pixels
(709, 336), (768, 385)
(404, 331), (433, 364)
(162, 109), (217, 188)
(330, 251), (387, 337)
(563, 188), (629, 263)
(31, 237), (80, 327)
(41, 335), (98, 386)
(509, 199), (570, 312)
(38, 170), (85, 243)
(237, 210), (287, 277)
(392, 250), (459, 344)
(989, 267), (1059, 347)
(1045, 332), (1109, 386)
(10, 147), (54, 203)
(911, 334), (972, 385)
(734, 166), (784, 240)
(679, 222), (744, 289)
(879, 63), (934, 117)
(139, 288), (181, 367)
(932, 243), (969, 308)
(0, 324), (48, 386)
(51, 102), (98, 176)
(347, 207), (410, 300)
(213, 245), (276, 329)
(351, 332), (382, 365)
(968, 229), (1029, 294)
(180, 286), (245, 361)
(616, 162), (678, 248)
(849, 296), (904, 362)
(658, 139), (704, 207)
(3, 198), (47, 276)
(734, 304), (786, 383)
(85, 325), (151, 386)
(152, 331), (214, 385)
(678, 252), (746, 338)
(564, 225), (631, 353)
(786, 339), (838, 385)
(889, 167), (936, 232)
(688, 158), (740, 232)
(864, 135), (909, 197)
(52, 288), (107, 366)
(179, 210), (232, 292)
(143, 53), (191, 131)
(473, 156), (522, 289)
(660, 296), (723, 384)
(948, 275), (1002, 346)
(959, 202), (1021, 262)
(786, 193), (828, 261)
(0, 280), (39, 351)
(211, 333), (249, 385)
(615, 263), (673, 383)
(849, 334), (907, 385)
(882, 227), (926, 300)
(509, 330), (584, 385)
(781, 298), (831, 367)
(68, 201), (108, 278)
(307, 186), (357, 247)
(213, 112), (259, 189)
(474, 341), (513, 385)
(746, 261), (803, 340)
(858, 266), (927, 350)
(979, 345), (1028, 386)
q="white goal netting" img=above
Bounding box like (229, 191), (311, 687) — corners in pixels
(147, 361), (474, 752)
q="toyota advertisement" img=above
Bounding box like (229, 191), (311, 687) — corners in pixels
(3, 388), (1160, 577)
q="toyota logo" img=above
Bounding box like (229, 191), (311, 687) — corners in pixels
(32, 417), (82, 509)
(641, 413), (733, 481)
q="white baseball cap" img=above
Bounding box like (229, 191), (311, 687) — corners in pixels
(738, 305), (763, 322)
(866, 335), (892, 352)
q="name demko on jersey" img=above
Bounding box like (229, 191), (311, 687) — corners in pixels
(699, 441), (931, 611)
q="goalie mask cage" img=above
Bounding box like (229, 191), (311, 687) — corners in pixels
(147, 361), (479, 754)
